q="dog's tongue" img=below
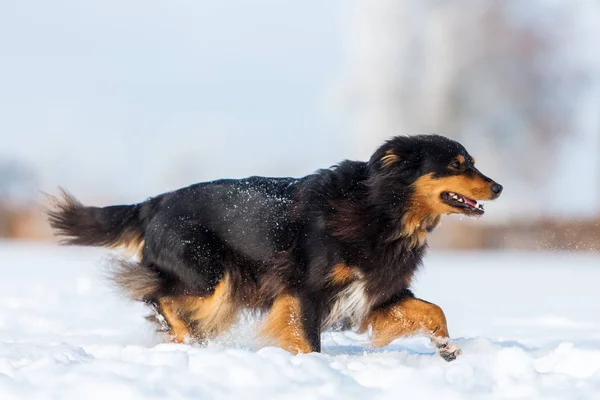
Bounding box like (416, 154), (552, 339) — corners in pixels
(464, 197), (477, 207)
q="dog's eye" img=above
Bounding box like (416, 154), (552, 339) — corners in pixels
(450, 160), (462, 169)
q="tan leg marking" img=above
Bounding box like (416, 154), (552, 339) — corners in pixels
(259, 294), (313, 354)
(363, 297), (461, 361)
(158, 274), (237, 343)
(362, 297), (449, 348)
(158, 297), (192, 343)
(184, 274), (237, 340)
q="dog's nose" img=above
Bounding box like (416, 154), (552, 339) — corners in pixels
(491, 183), (503, 195)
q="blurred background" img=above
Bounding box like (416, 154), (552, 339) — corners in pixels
(1, 0), (599, 251)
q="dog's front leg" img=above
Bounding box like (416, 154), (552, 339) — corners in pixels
(259, 292), (322, 354)
(362, 296), (461, 361)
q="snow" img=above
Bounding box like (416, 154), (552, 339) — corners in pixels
(0, 241), (599, 399)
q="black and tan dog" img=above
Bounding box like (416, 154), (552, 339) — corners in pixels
(47, 134), (502, 361)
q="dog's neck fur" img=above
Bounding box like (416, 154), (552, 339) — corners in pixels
(395, 211), (442, 248)
(323, 160), (442, 251)
(364, 181), (441, 251)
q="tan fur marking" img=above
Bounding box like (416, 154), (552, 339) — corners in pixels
(330, 263), (356, 285)
(362, 298), (449, 348)
(455, 155), (465, 165)
(259, 294), (313, 354)
(158, 298), (193, 343)
(381, 150), (399, 167)
(184, 275), (237, 339)
(423, 214), (441, 231)
(397, 172), (494, 242)
(415, 173), (494, 204)
(110, 230), (144, 259)
(159, 275), (237, 343)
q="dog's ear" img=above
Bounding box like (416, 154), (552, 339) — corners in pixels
(370, 137), (423, 167)
(369, 145), (400, 169)
(380, 150), (399, 168)
(368, 136), (424, 185)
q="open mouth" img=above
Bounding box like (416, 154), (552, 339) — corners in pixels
(441, 192), (485, 215)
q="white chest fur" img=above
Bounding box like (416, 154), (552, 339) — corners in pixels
(323, 280), (369, 329)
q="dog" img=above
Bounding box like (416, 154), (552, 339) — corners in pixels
(47, 134), (502, 361)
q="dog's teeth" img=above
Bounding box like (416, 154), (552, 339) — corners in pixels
(458, 198), (463, 202)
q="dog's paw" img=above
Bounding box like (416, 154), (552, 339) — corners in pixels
(145, 314), (170, 332)
(434, 338), (462, 362)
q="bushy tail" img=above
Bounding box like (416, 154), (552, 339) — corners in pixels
(47, 189), (162, 300)
(46, 189), (144, 253)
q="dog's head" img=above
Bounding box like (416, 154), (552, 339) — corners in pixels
(369, 135), (502, 218)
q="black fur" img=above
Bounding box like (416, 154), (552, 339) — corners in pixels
(47, 190), (143, 247)
(47, 134), (502, 352)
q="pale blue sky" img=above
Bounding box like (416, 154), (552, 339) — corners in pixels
(1, 1), (599, 217)
(1, 1), (349, 202)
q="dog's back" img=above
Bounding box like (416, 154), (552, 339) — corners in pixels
(49, 176), (299, 291)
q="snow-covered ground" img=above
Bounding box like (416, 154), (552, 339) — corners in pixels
(0, 241), (599, 399)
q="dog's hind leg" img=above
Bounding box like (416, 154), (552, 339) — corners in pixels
(361, 295), (461, 362)
(144, 299), (170, 333)
(156, 274), (238, 344)
(157, 297), (193, 343)
(179, 274), (238, 342)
